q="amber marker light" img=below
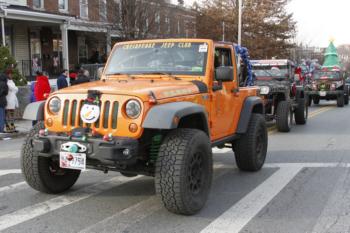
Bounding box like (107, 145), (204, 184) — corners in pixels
(129, 123), (138, 133)
(46, 118), (53, 127)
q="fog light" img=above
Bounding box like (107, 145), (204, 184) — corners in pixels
(44, 128), (49, 136)
(46, 118), (53, 127)
(129, 123), (138, 133)
(123, 149), (131, 157)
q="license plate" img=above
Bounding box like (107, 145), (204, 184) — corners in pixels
(60, 152), (86, 171)
(319, 91), (326, 97)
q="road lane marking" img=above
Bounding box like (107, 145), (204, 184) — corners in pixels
(0, 164), (229, 231)
(212, 148), (231, 154)
(200, 166), (302, 233)
(0, 175), (141, 231)
(79, 164), (229, 233)
(268, 106), (335, 135)
(311, 168), (350, 233)
(79, 196), (161, 233)
(0, 181), (27, 194)
(0, 169), (21, 176)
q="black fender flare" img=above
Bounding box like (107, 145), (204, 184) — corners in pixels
(142, 102), (209, 135)
(236, 96), (264, 134)
(23, 101), (46, 121)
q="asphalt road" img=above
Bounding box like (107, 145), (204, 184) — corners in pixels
(0, 101), (350, 233)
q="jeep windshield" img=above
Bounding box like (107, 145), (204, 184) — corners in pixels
(313, 71), (340, 80)
(253, 65), (289, 79)
(104, 42), (208, 76)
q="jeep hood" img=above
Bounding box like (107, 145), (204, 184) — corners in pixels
(56, 79), (203, 100)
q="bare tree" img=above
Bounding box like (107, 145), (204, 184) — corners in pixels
(111, 0), (167, 40)
(195, 0), (296, 59)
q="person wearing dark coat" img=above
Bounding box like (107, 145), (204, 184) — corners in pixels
(72, 69), (90, 85)
(57, 69), (68, 90)
(0, 74), (8, 133)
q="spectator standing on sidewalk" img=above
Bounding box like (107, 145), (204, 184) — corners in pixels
(5, 69), (19, 133)
(0, 74), (8, 133)
(34, 71), (51, 101)
(57, 69), (69, 90)
(73, 69), (90, 85)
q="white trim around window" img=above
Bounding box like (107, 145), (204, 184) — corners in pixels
(80, 0), (89, 19)
(33, 0), (44, 9)
(59, 0), (69, 12)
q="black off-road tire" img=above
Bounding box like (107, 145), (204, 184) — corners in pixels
(21, 122), (81, 194)
(233, 114), (267, 171)
(313, 96), (320, 105)
(276, 101), (292, 132)
(295, 98), (308, 125)
(337, 95), (344, 107)
(155, 128), (213, 215)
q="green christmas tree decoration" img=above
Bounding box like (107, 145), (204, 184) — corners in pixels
(322, 40), (342, 70)
(0, 46), (27, 86)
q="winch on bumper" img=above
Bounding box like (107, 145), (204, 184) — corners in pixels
(33, 134), (139, 165)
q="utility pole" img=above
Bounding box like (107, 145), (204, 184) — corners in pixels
(238, 0), (242, 45)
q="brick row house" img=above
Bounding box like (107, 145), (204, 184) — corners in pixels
(0, 0), (196, 79)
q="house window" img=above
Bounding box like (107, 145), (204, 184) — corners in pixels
(33, 0), (44, 9)
(80, 0), (89, 19)
(165, 17), (170, 34)
(59, 0), (68, 12)
(100, 0), (107, 21)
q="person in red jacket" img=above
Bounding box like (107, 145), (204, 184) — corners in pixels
(34, 71), (51, 101)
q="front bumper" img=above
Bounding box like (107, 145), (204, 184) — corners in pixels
(308, 90), (344, 98)
(33, 134), (139, 165)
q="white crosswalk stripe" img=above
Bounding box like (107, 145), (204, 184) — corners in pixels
(79, 196), (161, 233)
(79, 164), (228, 233)
(0, 169), (21, 176)
(311, 168), (350, 233)
(0, 175), (141, 231)
(200, 166), (303, 233)
(1, 163), (348, 233)
(0, 181), (27, 194)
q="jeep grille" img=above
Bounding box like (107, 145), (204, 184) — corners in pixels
(62, 99), (119, 130)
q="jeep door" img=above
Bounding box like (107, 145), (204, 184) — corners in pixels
(210, 45), (240, 140)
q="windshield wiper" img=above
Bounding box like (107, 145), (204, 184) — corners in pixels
(105, 72), (135, 79)
(140, 72), (182, 80)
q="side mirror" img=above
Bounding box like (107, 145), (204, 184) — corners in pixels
(215, 66), (234, 82)
(97, 67), (104, 79)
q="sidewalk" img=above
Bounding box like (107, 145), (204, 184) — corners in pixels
(0, 120), (32, 140)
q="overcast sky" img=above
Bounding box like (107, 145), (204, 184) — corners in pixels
(179, 0), (349, 47)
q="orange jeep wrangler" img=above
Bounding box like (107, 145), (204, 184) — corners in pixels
(21, 39), (267, 215)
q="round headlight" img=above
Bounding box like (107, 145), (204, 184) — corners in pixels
(259, 86), (270, 95)
(48, 97), (61, 114)
(125, 100), (141, 119)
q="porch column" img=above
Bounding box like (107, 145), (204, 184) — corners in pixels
(1, 17), (5, 46)
(60, 22), (69, 70)
(106, 28), (112, 55)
